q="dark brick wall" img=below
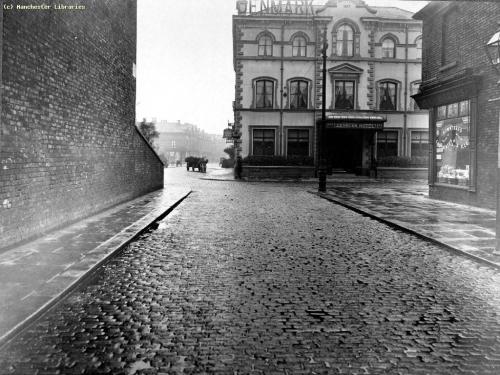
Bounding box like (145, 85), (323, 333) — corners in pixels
(419, 1), (500, 209)
(0, 0), (164, 248)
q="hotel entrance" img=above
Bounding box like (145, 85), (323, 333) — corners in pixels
(319, 114), (386, 176)
(326, 129), (363, 173)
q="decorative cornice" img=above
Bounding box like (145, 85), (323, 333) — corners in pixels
(235, 56), (422, 64)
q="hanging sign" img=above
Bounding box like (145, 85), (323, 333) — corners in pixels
(223, 128), (233, 139)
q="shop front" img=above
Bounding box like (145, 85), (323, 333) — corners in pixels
(412, 69), (484, 205)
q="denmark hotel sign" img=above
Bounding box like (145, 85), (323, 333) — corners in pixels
(240, 0), (315, 15)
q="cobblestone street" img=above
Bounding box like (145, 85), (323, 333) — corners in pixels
(1, 169), (500, 374)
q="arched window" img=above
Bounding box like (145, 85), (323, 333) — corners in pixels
(336, 24), (354, 56)
(255, 79), (274, 108)
(292, 36), (307, 57)
(258, 35), (273, 56)
(289, 80), (308, 109)
(382, 38), (396, 58)
(378, 81), (398, 110)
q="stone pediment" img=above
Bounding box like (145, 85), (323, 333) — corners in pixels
(328, 63), (363, 75)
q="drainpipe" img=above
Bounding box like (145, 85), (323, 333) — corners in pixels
(279, 22), (285, 156)
(403, 24), (409, 156)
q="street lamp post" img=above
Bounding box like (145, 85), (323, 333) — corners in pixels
(318, 27), (328, 192)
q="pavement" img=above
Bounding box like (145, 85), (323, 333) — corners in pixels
(0, 178), (191, 346)
(316, 175), (498, 268)
(1, 169), (500, 374)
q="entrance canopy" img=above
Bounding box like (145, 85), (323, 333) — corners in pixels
(321, 114), (386, 130)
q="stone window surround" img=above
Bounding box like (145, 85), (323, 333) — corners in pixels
(331, 18), (361, 57)
(290, 31), (310, 57)
(376, 78), (402, 111)
(284, 127), (313, 157)
(329, 64), (363, 110)
(409, 128), (429, 157)
(379, 33), (399, 59)
(256, 30), (276, 56)
(376, 128), (401, 158)
(251, 77), (278, 109)
(285, 77), (313, 109)
(249, 126), (278, 156)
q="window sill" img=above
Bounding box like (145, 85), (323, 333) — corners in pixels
(432, 182), (472, 191)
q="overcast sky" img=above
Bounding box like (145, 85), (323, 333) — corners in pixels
(136, 0), (429, 135)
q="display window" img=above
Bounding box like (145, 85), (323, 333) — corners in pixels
(435, 100), (470, 186)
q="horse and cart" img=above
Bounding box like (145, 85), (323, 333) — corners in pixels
(185, 156), (208, 173)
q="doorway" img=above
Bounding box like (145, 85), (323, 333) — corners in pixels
(325, 129), (363, 173)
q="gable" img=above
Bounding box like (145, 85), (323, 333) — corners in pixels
(328, 63), (364, 75)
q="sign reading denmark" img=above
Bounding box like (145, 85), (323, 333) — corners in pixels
(245, 0), (315, 15)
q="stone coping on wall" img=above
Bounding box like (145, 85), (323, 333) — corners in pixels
(241, 165), (316, 180)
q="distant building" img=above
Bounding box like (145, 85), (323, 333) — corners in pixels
(413, 1), (500, 209)
(155, 121), (226, 164)
(0, 0), (164, 248)
(232, 0), (428, 175)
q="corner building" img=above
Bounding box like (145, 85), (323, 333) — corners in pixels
(413, 1), (500, 209)
(233, 0), (428, 175)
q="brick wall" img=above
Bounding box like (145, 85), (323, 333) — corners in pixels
(418, 2), (500, 209)
(0, 0), (164, 248)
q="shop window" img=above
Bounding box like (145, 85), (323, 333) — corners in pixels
(435, 100), (470, 186)
(377, 131), (398, 158)
(334, 80), (355, 109)
(411, 131), (429, 157)
(292, 36), (307, 57)
(289, 80), (308, 109)
(253, 129), (275, 156)
(378, 81), (397, 110)
(258, 35), (273, 56)
(382, 38), (396, 58)
(255, 79), (274, 108)
(336, 24), (354, 57)
(287, 129), (309, 156)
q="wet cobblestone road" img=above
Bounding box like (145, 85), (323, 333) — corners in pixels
(2, 175), (500, 374)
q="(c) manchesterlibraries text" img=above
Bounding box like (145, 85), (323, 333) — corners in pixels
(3, 4), (86, 10)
